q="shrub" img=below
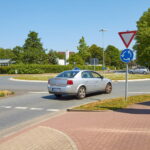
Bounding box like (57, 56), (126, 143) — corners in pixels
(0, 64), (103, 74)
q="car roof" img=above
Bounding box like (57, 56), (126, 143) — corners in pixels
(65, 70), (97, 72)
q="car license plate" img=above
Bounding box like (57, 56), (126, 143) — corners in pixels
(52, 88), (61, 92)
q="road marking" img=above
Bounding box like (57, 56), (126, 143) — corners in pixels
(30, 107), (44, 111)
(0, 105), (60, 112)
(0, 106), (12, 108)
(129, 92), (150, 94)
(46, 109), (60, 112)
(15, 107), (28, 110)
(29, 92), (49, 94)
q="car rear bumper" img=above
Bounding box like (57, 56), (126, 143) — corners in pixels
(48, 84), (76, 94)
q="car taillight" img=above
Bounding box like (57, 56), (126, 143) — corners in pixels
(67, 80), (73, 85)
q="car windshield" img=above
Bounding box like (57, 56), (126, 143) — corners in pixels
(57, 71), (79, 78)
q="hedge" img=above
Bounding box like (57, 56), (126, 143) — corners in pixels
(0, 64), (105, 74)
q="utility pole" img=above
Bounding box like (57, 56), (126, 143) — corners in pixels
(99, 29), (107, 70)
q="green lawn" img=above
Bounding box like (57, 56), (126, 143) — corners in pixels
(12, 73), (150, 81)
(103, 73), (150, 80)
(73, 94), (150, 111)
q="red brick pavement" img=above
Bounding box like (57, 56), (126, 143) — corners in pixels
(41, 103), (150, 150)
(1, 102), (150, 150)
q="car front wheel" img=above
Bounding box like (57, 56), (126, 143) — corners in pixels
(105, 83), (112, 94)
(77, 86), (86, 99)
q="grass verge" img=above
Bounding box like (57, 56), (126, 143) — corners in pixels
(73, 94), (150, 111)
(103, 73), (150, 80)
(12, 73), (150, 81)
(0, 90), (14, 97)
(13, 74), (56, 81)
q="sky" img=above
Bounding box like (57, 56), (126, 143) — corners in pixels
(0, 0), (149, 52)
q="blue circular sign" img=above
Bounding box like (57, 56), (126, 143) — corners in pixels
(120, 49), (134, 63)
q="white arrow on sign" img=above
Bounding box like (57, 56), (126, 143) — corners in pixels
(118, 31), (137, 48)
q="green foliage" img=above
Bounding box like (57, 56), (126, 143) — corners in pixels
(0, 64), (103, 74)
(0, 48), (15, 59)
(12, 46), (24, 63)
(22, 31), (46, 64)
(88, 44), (103, 64)
(68, 53), (84, 65)
(77, 36), (90, 62)
(134, 8), (150, 68)
(47, 50), (58, 64)
(56, 52), (65, 59)
(105, 45), (124, 69)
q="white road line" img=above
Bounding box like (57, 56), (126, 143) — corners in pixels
(29, 92), (49, 94)
(46, 109), (60, 112)
(0, 105), (60, 112)
(0, 106), (12, 109)
(30, 107), (44, 111)
(129, 92), (150, 94)
(15, 107), (28, 110)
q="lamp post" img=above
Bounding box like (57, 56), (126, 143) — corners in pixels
(99, 29), (107, 70)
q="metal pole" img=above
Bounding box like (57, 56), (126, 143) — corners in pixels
(94, 58), (95, 71)
(99, 29), (107, 69)
(125, 63), (128, 101)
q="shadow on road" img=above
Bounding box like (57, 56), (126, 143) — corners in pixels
(42, 92), (105, 101)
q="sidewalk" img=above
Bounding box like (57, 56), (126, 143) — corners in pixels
(0, 101), (150, 150)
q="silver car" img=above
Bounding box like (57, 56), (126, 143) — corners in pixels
(129, 67), (149, 74)
(48, 70), (112, 99)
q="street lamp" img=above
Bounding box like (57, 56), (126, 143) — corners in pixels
(99, 29), (107, 70)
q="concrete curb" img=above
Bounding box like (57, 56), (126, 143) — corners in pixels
(113, 79), (150, 82)
(67, 108), (111, 112)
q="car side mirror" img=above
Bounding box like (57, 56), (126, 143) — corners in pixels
(101, 76), (104, 79)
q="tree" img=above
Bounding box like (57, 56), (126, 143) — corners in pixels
(77, 36), (90, 62)
(134, 8), (150, 68)
(68, 53), (84, 65)
(105, 45), (122, 68)
(47, 50), (58, 64)
(12, 46), (24, 63)
(88, 44), (103, 64)
(0, 48), (15, 59)
(22, 31), (46, 64)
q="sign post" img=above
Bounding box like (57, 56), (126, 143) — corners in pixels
(118, 31), (136, 101)
(120, 49), (134, 101)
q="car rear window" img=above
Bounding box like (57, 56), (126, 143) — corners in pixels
(57, 71), (79, 78)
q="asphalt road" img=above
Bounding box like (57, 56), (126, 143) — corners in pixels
(0, 76), (150, 137)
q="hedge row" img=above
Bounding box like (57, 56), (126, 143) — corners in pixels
(0, 64), (105, 74)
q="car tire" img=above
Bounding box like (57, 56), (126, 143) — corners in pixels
(54, 94), (62, 98)
(129, 71), (134, 74)
(77, 86), (86, 99)
(143, 71), (147, 75)
(105, 83), (112, 94)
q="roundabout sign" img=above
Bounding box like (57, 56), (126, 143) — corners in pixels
(120, 49), (134, 63)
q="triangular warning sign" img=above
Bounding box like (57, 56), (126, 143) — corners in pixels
(118, 31), (137, 48)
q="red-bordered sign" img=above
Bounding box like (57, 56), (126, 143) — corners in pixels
(118, 30), (137, 48)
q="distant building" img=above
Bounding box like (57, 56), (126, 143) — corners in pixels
(57, 51), (75, 65)
(0, 59), (13, 66)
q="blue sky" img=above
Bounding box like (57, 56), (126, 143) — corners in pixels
(0, 0), (149, 52)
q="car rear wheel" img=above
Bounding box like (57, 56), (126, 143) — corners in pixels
(54, 94), (62, 98)
(129, 71), (134, 74)
(105, 83), (112, 94)
(77, 86), (86, 99)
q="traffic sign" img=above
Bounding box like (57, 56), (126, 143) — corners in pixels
(120, 49), (134, 63)
(118, 31), (137, 48)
